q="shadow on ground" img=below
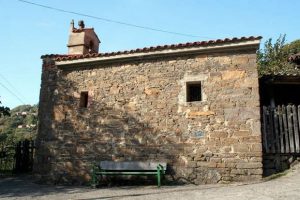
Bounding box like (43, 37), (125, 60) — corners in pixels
(0, 175), (223, 199)
(0, 175), (90, 198)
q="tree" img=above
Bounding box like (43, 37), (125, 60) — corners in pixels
(283, 39), (300, 55)
(0, 100), (10, 117)
(0, 104), (37, 149)
(257, 34), (288, 75)
(257, 34), (300, 76)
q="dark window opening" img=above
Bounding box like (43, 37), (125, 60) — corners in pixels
(186, 82), (202, 102)
(80, 91), (89, 108)
(259, 81), (300, 106)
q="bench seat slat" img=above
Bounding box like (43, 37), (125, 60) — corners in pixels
(99, 161), (166, 171)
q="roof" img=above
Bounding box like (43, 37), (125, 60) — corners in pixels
(262, 72), (300, 77)
(41, 36), (262, 61)
(289, 53), (300, 64)
(260, 72), (300, 84)
(259, 53), (300, 78)
(260, 66), (300, 78)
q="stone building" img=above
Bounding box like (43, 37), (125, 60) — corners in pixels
(34, 21), (263, 184)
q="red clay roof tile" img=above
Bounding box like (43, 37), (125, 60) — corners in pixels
(72, 28), (95, 33)
(41, 36), (262, 61)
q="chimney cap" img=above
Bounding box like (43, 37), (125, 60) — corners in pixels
(78, 20), (85, 29)
(69, 19), (74, 32)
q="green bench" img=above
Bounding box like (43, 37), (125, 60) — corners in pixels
(91, 161), (167, 187)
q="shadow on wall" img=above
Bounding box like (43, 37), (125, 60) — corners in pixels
(34, 69), (188, 185)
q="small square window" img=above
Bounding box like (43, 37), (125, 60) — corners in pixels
(79, 91), (89, 108)
(186, 82), (202, 102)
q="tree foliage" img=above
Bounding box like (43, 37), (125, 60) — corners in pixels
(0, 104), (38, 149)
(257, 34), (300, 76)
(283, 39), (300, 55)
(0, 100), (10, 118)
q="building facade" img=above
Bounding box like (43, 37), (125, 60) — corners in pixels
(34, 21), (263, 184)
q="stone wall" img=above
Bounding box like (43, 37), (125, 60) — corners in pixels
(34, 50), (262, 185)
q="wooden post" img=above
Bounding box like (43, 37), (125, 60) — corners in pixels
(298, 105), (300, 152)
(273, 107), (280, 152)
(268, 106), (276, 153)
(282, 105), (290, 153)
(287, 105), (295, 153)
(292, 105), (300, 153)
(278, 106), (285, 153)
(262, 106), (269, 153)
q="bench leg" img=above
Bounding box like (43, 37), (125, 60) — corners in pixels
(91, 165), (97, 188)
(157, 169), (161, 187)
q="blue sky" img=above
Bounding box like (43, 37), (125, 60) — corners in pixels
(0, 0), (299, 108)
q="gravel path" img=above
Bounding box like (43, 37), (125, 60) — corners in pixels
(1, 166), (300, 200)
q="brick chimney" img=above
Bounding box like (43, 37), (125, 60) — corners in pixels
(67, 20), (100, 55)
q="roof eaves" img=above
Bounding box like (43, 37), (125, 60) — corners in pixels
(41, 36), (262, 61)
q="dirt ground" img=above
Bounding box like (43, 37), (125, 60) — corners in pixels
(1, 165), (300, 200)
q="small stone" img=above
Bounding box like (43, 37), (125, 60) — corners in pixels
(144, 87), (161, 96)
(221, 70), (245, 80)
(187, 111), (215, 118)
(203, 150), (213, 157)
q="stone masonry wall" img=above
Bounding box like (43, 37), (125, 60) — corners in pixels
(34, 50), (262, 185)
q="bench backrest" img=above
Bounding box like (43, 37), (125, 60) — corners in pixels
(99, 161), (167, 171)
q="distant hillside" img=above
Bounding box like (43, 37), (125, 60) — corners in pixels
(0, 104), (38, 147)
